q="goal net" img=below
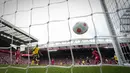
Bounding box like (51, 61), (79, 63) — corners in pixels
(0, 0), (130, 73)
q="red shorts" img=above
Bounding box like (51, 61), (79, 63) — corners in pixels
(16, 55), (20, 60)
(95, 56), (100, 61)
(51, 62), (54, 65)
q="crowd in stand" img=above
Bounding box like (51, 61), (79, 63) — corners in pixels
(0, 53), (117, 65)
(0, 52), (10, 64)
(0, 52), (28, 65)
(0, 48), (117, 65)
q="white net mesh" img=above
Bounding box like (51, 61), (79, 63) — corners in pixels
(0, 0), (130, 73)
(104, 0), (130, 63)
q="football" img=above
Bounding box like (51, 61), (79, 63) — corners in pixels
(73, 22), (88, 34)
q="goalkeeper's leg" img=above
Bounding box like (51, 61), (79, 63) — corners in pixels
(31, 60), (35, 65)
(95, 56), (100, 64)
(31, 55), (35, 65)
(36, 55), (40, 65)
(36, 59), (40, 65)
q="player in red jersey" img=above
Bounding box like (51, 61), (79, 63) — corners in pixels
(15, 47), (21, 64)
(51, 58), (55, 65)
(92, 49), (100, 64)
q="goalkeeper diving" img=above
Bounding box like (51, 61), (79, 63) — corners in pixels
(31, 44), (42, 65)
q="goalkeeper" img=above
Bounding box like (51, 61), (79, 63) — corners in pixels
(31, 44), (42, 65)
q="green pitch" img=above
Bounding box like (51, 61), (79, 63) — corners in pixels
(0, 65), (130, 73)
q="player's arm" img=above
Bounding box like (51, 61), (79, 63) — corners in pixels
(32, 47), (36, 51)
(38, 50), (43, 56)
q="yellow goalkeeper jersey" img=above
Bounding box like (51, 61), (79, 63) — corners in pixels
(114, 55), (118, 61)
(32, 47), (40, 55)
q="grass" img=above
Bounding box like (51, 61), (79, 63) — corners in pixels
(0, 65), (130, 73)
(28, 68), (46, 73)
(11, 64), (27, 67)
(0, 64), (9, 67)
(7, 68), (26, 73)
(0, 69), (6, 73)
(73, 66), (100, 73)
(73, 66), (130, 73)
(102, 66), (130, 73)
(48, 66), (71, 73)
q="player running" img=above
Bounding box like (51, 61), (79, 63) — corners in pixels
(31, 44), (41, 65)
(15, 47), (21, 64)
(92, 49), (100, 64)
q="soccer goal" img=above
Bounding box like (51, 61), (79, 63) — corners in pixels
(0, 0), (130, 73)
